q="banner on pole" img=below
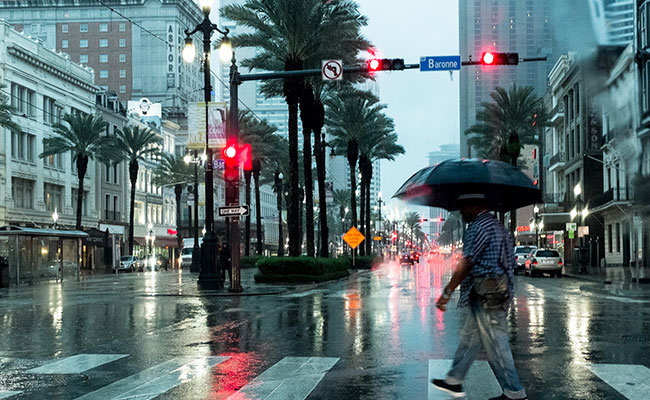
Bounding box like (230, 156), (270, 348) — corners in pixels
(187, 102), (227, 149)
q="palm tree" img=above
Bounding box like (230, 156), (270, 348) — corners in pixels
(465, 85), (548, 233)
(404, 211), (421, 248)
(114, 125), (162, 255)
(221, 0), (370, 257)
(152, 153), (197, 256)
(360, 131), (404, 254)
(40, 113), (115, 230)
(300, 86), (316, 256)
(239, 111), (279, 256)
(0, 83), (19, 132)
(327, 88), (385, 243)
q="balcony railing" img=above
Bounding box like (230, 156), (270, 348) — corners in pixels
(548, 152), (566, 168)
(104, 210), (121, 222)
(589, 188), (634, 210)
(543, 192), (567, 204)
(550, 102), (565, 123)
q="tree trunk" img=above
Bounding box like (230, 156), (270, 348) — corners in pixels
(75, 155), (88, 230)
(253, 159), (262, 255)
(284, 58), (303, 257)
(366, 163), (373, 255)
(314, 126), (328, 258)
(128, 160), (139, 255)
(300, 86), (315, 257)
(508, 132), (521, 237)
(175, 184), (183, 265)
(359, 167), (366, 257)
(275, 170), (284, 257)
(244, 169), (252, 257)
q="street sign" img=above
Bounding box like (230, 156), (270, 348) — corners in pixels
(419, 55), (461, 71)
(568, 230), (575, 239)
(322, 59), (343, 81)
(373, 236), (382, 241)
(343, 226), (365, 249)
(213, 159), (225, 170)
(218, 205), (249, 217)
(187, 194), (194, 206)
(566, 222), (577, 232)
(578, 226), (590, 237)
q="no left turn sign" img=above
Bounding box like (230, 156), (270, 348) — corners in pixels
(322, 60), (343, 81)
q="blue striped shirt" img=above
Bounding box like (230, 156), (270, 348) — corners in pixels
(458, 211), (515, 308)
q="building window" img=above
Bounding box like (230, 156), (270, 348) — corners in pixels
(80, 39), (88, 48)
(99, 54), (108, 63)
(44, 183), (64, 212)
(10, 83), (36, 116)
(608, 224), (613, 253)
(72, 189), (88, 216)
(119, 69), (126, 78)
(80, 54), (88, 63)
(12, 178), (34, 209)
(99, 39), (108, 47)
(99, 23), (108, 32)
(119, 53), (126, 63)
(119, 85), (126, 93)
(61, 39), (68, 49)
(99, 70), (108, 79)
(119, 38), (126, 47)
(42, 96), (62, 124)
(11, 131), (35, 162)
(119, 22), (126, 32)
(62, 24), (68, 33)
(80, 23), (88, 32)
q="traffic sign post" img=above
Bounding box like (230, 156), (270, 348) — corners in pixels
(218, 205), (249, 217)
(419, 55), (461, 71)
(343, 226), (365, 267)
(322, 59), (343, 81)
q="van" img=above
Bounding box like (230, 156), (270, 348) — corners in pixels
(180, 238), (203, 268)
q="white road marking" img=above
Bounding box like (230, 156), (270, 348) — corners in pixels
(428, 359), (502, 400)
(27, 354), (129, 374)
(227, 356), (339, 400)
(0, 392), (22, 399)
(587, 364), (650, 400)
(75, 356), (228, 400)
(281, 289), (328, 298)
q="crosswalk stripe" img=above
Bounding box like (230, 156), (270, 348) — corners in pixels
(227, 356), (339, 400)
(0, 392), (22, 399)
(74, 356), (228, 400)
(428, 359), (502, 400)
(587, 364), (650, 400)
(27, 354), (129, 374)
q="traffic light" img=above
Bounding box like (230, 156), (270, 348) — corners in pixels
(480, 52), (519, 65)
(368, 58), (405, 72)
(222, 141), (253, 181)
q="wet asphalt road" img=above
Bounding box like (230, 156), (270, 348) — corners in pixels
(0, 256), (649, 399)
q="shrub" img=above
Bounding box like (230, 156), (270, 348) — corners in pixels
(254, 257), (350, 283)
(241, 256), (262, 269)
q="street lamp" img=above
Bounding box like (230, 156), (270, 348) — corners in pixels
(184, 150), (201, 272)
(533, 205), (541, 248)
(183, 0), (231, 290)
(52, 209), (59, 229)
(146, 222), (155, 269)
(377, 192), (384, 256)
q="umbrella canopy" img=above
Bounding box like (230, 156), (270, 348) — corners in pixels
(393, 158), (542, 211)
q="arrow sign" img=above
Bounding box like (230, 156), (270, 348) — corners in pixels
(219, 205), (249, 217)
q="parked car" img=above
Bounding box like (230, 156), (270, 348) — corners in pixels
(412, 252), (420, 263)
(114, 255), (141, 272)
(525, 248), (563, 277)
(180, 247), (194, 268)
(514, 246), (537, 274)
(145, 254), (169, 271)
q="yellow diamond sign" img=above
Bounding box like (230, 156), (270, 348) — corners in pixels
(343, 226), (365, 249)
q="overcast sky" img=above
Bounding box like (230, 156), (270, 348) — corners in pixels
(356, 1), (460, 219)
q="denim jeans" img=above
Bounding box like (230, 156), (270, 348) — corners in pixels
(445, 295), (526, 399)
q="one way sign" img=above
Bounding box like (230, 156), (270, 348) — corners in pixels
(218, 205), (249, 217)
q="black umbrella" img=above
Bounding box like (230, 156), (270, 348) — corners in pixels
(393, 158), (542, 211)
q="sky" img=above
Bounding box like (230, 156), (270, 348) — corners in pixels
(355, 0), (460, 219)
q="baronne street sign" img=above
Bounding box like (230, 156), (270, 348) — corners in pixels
(419, 55), (461, 71)
(218, 205), (249, 217)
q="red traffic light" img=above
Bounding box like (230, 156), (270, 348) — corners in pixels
(369, 58), (380, 71)
(367, 58), (405, 72)
(221, 141), (253, 171)
(482, 51), (495, 65)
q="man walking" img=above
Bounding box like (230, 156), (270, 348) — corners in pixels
(432, 194), (527, 400)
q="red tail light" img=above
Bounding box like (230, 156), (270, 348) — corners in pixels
(559, 260), (563, 265)
(532, 259), (538, 265)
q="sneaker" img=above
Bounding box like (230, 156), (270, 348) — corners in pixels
(488, 395), (528, 400)
(431, 379), (465, 398)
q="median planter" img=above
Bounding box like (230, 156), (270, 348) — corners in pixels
(254, 257), (349, 283)
(346, 255), (383, 269)
(241, 256), (262, 269)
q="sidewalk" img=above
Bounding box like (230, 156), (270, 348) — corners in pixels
(562, 263), (650, 298)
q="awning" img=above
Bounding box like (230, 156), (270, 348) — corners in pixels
(0, 225), (88, 238)
(134, 236), (179, 248)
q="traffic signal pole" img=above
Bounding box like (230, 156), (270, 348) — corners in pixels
(226, 54), (546, 292)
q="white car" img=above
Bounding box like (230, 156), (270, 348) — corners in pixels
(114, 255), (141, 272)
(180, 247), (194, 268)
(514, 246), (537, 274)
(525, 248), (563, 277)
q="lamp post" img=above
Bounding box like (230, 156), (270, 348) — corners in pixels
(274, 171), (284, 257)
(146, 222), (155, 269)
(183, 0), (231, 290)
(572, 183), (588, 273)
(377, 192), (384, 255)
(533, 205), (540, 248)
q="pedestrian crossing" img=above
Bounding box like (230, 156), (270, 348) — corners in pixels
(0, 353), (648, 399)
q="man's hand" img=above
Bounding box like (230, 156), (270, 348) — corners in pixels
(436, 294), (450, 311)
